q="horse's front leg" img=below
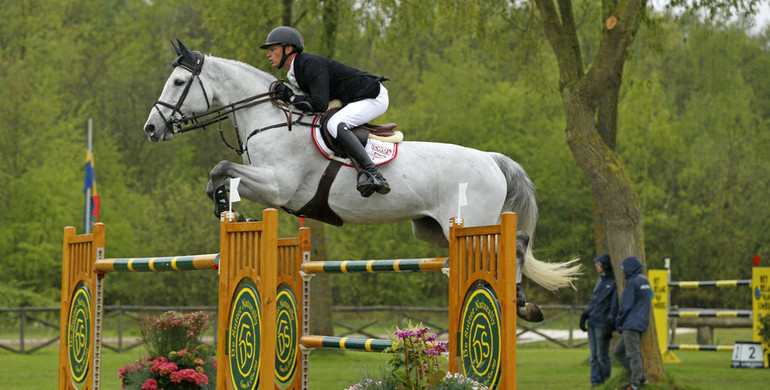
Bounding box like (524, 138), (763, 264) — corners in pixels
(206, 161), (283, 216)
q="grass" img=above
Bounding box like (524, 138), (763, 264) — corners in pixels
(3, 340), (767, 390)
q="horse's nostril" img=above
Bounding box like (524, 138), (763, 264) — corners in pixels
(144, 124), (155, 135)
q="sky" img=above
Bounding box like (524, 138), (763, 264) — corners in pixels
(650, 0), (770, 34)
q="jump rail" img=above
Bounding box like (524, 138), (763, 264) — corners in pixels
(650, 263), (770, 366)
(59, 209), (519, 389)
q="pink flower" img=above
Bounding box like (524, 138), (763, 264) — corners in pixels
(140, 378), (159, 390)
(191, 371), (209, 385)
(149, 356), (169, 373)
(170, 368), (199, 383)
(157, 362), (178, 375)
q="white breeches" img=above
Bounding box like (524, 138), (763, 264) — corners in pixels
(327, 84), (389, 138)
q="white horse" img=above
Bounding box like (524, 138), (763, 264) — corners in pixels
(143, 41), (580, 321)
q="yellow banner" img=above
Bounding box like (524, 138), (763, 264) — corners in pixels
(752, 267), (770, 367)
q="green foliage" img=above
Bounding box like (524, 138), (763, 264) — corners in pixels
(0, 0), (768, 312)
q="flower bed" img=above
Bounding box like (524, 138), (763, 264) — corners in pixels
(118, 311), (216, 390)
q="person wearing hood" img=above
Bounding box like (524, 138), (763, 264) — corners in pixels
(612, 256), (652, 390)
(579, 254), (617, 387)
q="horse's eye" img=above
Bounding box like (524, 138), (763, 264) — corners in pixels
(174, 78), (186, 86)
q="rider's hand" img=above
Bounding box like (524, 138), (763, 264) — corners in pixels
(579, 312), (588, 332)
(274, 82), (294, 102)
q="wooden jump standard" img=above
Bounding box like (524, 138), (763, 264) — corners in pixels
(59, 209), (518, 389)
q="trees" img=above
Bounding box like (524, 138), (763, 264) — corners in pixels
(532, 0), (766, 380)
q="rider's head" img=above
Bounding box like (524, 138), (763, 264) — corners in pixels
(261, 26), (304, 70)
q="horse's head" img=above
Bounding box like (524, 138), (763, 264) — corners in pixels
(143, 40), (212, 142)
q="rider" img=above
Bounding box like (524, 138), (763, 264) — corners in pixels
(261, 26), (391, 197)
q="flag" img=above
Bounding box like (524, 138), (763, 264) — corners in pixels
(92, 195), (101, 223)
(84, 149), (96, 193)
(229, 177), (241, 212)
(229, 177), (241, 203)
(84, 149), (97, 232)
(458, 182), (468, 207)
(457, 182), (468, 220)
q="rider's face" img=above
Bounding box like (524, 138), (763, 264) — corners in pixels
(266, 44), (295, 69)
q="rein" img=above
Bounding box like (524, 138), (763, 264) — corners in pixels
(153, 51), (318, 155)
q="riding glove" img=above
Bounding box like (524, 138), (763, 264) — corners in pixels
(274, 82), (294, 102)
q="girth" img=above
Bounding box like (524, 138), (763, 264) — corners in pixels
(281, 160), (344, 226)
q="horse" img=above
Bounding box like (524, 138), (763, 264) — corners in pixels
(143, 41), (581, 321)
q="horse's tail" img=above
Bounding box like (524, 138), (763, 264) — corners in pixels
(489, 152), (581, 291)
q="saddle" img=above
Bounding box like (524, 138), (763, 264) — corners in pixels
(282, 105), (402, 226)
(317, 107), (401, 156)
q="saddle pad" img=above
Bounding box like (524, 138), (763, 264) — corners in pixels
(311, 117), (398, 167)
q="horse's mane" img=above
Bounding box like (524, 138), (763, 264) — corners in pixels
(208, 55), (277, 84)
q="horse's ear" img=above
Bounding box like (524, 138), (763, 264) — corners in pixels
(171, 39), (182, 56)
(177, 39), (197, 66)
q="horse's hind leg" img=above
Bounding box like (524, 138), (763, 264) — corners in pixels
(516, 231), (544, 322)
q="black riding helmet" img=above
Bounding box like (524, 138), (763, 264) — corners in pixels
(260, 26), (304, 68)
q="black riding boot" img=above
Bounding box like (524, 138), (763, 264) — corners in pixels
(335, 123), (391, 197)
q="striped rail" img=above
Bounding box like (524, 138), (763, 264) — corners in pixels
(300, 335), (393, 352)
(669, 280), (751, 288)
(301, 257), (446, 274)
(95, 254), (219, 272)
(668, 344), (734, 352)
(669, 310), (752, 318)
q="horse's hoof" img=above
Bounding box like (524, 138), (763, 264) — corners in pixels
(213, 185), (228, 217)
(517, 303), (544, 322)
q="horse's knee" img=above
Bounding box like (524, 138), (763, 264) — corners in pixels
(205, 180), (215, 200)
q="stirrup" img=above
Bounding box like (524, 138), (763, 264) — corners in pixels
(356, 170), (390, 197)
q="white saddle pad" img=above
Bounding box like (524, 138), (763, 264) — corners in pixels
(311, 117), (398, 167)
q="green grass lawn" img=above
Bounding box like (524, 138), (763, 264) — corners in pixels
(2, 342), (767, 390)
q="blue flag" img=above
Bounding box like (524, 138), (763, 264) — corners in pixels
(84, 149), (97, 232)
(84, 149), (95, 193)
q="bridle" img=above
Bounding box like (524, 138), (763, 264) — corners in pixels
(152, 51), (316, 156)
(151, 51), (211, 133)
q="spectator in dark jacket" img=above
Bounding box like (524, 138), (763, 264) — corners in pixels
(579, 254), (616, 387)
(613, 256), (652, 390)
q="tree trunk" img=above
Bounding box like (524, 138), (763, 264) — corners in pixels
(535, 0), (666, 381)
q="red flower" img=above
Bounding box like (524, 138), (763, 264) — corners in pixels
(140, 378), (159, 390)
